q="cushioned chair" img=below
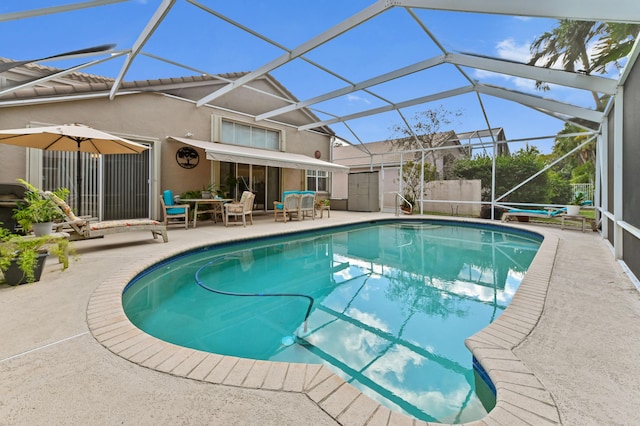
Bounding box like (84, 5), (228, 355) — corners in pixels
(45, 191), (168, 242)
(299, 191), (316, 220)
(273, 192), (300, 223)
(160, 190), (190, 229)
(224, 191), (255, 227)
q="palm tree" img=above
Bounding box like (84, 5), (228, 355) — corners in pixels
(528, 20), (606, 110)
(529, 20), (640, 112)
(553, 123), (595, 166)
(591, 23), (640, 74)
(530, 21), (639, 187)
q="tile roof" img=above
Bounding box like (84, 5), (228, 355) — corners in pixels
(333, 131), (466, 167)
(0, 57), (248, 100)
(0, 58), (333, 135)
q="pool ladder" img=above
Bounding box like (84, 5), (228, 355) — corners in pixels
(395, 192), (412, 216)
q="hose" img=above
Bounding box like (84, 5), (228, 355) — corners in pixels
(194, 259), (314, 333)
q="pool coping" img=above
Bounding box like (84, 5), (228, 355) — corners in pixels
(86, 216), (560, 426)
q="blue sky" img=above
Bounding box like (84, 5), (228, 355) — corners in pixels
(1, 1), (616, 153)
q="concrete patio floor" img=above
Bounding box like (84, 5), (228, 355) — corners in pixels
(1, 211), (639, 425)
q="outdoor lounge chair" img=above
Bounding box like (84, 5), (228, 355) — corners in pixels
(224, 191), (255, 227)
(273, 192), (300, 223)
(160, 190), (190, 229)
(45, 191), (168, 242)
(502, 196), (595, 223)
(501, 207), (567, 222)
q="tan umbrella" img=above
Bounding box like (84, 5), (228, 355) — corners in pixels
(0, 123), (149, 212)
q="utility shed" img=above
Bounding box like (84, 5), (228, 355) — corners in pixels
(347, 171), (379, 212)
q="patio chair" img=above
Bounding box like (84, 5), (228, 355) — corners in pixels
(224, 191), (255, 227)
(273, 192), (301, 223)
(45, 191), (168, 242)
(501, 207), (567, 222)
(299, 191), (316, 220)
(160, 190), (190, 229)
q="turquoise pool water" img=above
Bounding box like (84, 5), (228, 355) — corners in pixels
(123, 220), (541, 423)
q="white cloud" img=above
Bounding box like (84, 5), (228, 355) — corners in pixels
(346, 94), (371, 104)
(495, 38), (531, 63)
(471, 38), (539, 93)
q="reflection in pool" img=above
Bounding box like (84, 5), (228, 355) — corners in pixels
(123, 220), (541, 423)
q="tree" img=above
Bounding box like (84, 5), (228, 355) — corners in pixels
(553, 123), (595, 165)
(388, 105), (462, 172)
(546, 170), (573, 204)
(591, 23), (640, 74)
(400, 160), (438, 211)
(388, 106), (462, 210)
(528, 20), (606, 110)
(529, 20), (640, 111)
(529, 20), (638, 189)
(452, 145), (549, 203)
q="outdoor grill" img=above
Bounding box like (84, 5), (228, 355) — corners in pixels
(0, 182), (27, 233)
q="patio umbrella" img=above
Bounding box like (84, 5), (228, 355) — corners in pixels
(0, 123), (149, 212)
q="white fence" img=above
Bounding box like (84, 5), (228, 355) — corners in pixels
(571, 183), (594, 202)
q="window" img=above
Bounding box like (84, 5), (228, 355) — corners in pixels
(306, 170), (328, 192)
(221, 120), (279, 150)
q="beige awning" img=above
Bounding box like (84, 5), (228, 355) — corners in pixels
(169, 137), (349, 173)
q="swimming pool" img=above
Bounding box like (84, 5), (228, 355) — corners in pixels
(123, 220), (541, 423)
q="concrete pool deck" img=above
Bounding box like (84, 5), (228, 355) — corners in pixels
(1, 211), (639, 425)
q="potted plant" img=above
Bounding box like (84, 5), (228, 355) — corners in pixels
(12, 179), (68, 236)
(401, 194), (414, 215)
(566, 192), (585, 216)
(315, 198), (331, 218)
(0, 226), (72, 285)
(222, 174), (239, 199)
(201, 183), (215, 199)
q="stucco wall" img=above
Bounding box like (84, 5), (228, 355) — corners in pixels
(381, 168), (400, 209)
(331, 172), (349, 199)
(281, 169), (304, 194)
(0, 92), (332, 218)
(422, 179), (482, 216)
(0, 144), (27, 180)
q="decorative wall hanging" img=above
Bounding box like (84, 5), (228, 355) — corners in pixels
(314, 150), (321, 159)
(176, 146), (199, 169)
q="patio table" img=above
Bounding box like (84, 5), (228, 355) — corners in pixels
(179, 198), (231, 228)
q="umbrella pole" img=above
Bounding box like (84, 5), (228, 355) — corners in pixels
(77, 142), (82, 216)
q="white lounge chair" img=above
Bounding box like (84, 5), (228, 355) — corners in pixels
(46, 191), (168, 242)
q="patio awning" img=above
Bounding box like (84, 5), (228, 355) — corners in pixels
(169, 137), (349, 173)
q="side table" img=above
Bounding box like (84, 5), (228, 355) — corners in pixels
(316, 204), (330, 218)
(561, 214), (587, 232)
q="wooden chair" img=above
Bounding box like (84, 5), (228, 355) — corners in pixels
(160, 190), (190, 229)
(273, 192), (300, 223)
(224, 191), (255, 227)
(299, 191), (316, 220)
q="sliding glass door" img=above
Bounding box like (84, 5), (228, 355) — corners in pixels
(42, 148), (151, 220)
(220, 162), (279, 212)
